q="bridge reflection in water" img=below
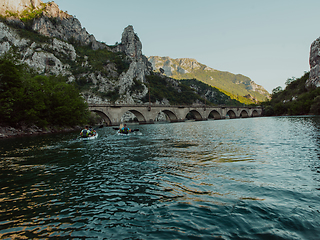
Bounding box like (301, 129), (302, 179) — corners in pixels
(88, 104), (262, 126)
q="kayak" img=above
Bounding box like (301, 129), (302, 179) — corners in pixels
(114, 127), (139, 135)
(117, 131), (132, 136)
(80, 133), (98, 140)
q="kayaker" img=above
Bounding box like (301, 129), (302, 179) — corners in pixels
(120, 124), (131, 134)
(80, 126), (89, 138)
(89, 126), (96, 136)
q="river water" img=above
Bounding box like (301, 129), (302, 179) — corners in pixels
(1, 116), (320, 239)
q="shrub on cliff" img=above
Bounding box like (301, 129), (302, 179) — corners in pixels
(261, 72), (320, 116)
(0, 56), (89, 127)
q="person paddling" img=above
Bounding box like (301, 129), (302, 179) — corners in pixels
(119, 124), (131, 134)
(88, 126), (96, 137)
(80, 126), (89, 138)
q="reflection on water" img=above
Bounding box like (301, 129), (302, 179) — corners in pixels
(1, 116), (320, 239)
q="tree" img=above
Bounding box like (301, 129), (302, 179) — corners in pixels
(0, 57), (89, 127)
(310, 96), (320, 115)
(285, 77), (296, 86)
(272, 86), (283, 95)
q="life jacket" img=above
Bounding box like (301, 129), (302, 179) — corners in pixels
(81, 129), (89, 137)
(120, 127), (129, 134)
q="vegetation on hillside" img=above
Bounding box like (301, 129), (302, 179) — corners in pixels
(0, 56), (89, 127)
(142, 73), (206, 105)
(73, 45), (130, 76)
(142, 73), (244, 106)
(175, 70), (268, 104)
(151, 57), (270, 103)
(67, 45), (131, 102)
(262, 72), (320, 116)
(180, 79), (243, 106)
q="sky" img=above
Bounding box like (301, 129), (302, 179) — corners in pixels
(49, 0), (320, 93)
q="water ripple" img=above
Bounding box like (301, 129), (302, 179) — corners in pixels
(1, 117), (320, 239)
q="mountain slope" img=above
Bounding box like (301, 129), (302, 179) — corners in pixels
(148, 56), (270, 103)
(0, 0), (152, 104)
(0, 0), (246, 107)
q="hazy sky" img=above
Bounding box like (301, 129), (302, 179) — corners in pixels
(50, 0), (320, 93)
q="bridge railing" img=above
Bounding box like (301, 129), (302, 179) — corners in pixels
(88, 103), (262, 109)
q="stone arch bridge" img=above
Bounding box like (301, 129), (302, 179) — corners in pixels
(88, 104), (262, 126)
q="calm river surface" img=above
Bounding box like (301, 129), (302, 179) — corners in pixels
(1, 116), (320, 239)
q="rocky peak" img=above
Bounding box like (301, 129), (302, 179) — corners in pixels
(42, 1), (70, 19)
(307, 37), (320, 89)
(120, 25), (143, 61)
(116, 25), (152, 97)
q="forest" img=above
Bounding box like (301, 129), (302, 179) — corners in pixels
(0, 56), (89, 127)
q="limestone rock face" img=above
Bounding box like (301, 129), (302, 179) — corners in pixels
(121, 25), (142, 60)
(0, 22), (28, 50)
(32, 4), (105, 50)
(32, 16), (99, 48)
(0, 22), (74, 77)
(116, 25), (152, 101)
(42, 1), (69, 19)
(0, 0), (42, 16)
(307, 37), (320, 89)
(0, 0), (105, 50)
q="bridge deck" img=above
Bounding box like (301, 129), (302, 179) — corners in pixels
(88, 104), (263, 126)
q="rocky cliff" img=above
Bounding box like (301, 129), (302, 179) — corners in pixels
(1, 0), (105, 50)
(0, 0), (42, 15)
(116, 25), (152, 98)
(148, 56), (270, 102)
(307, 37), (320, 89)
(0, 0), (153, 104)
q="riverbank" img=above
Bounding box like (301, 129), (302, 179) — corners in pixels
(0, 125), (81, 139)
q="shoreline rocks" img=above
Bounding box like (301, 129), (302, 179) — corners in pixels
(0, 125), (81, 139)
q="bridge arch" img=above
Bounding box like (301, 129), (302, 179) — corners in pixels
(227, 110), (236, 119)
(240, 110), (249, 118)
(125, 110), (146, 123)
(252, 110), (259, 117)
(208, 110), (221, 120)
(162, 110), (179, 122)
(90, 109), (112, 125)
(186, 109), (203, 121)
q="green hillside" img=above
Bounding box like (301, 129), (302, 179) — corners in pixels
(180, 79), (245, 106)
(148, 56), (270, 104)
(176, 70), (267, 100)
